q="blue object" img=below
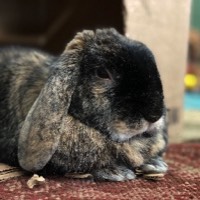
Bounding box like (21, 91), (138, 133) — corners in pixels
(184, 92), (200, 110)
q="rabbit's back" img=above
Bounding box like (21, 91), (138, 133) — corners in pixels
(0, 47), (54, 165)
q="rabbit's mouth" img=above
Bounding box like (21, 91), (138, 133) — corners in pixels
(109, 116), (164, 142)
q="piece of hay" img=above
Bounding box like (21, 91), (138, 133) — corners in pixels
(65, 173), (93, 179)
(0, 163), (25, 182)
(27, 174), (45, 189)
(143, 173), (165, 180)
(135, 168), (165, 180)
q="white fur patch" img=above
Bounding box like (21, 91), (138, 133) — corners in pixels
(149, 116), (165, 131)
(110, 116), (165, 142)
(110, 120), (149, 142)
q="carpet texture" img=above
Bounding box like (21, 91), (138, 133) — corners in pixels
(0, 143), (199, 200)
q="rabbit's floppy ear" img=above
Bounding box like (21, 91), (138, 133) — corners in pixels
(18, 30), (95, 172)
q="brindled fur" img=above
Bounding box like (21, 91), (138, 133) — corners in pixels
(0, 29), (168, 181)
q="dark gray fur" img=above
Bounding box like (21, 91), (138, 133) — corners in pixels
(0, 29), (168, 181)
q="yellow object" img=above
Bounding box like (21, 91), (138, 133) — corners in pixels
(184, 74), (198, 89)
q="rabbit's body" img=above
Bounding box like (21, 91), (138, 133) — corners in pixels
(46, 115), (167, 178)
(0, 29), (168, 181)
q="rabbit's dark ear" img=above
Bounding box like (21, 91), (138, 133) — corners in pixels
(18, 30), (95, 172)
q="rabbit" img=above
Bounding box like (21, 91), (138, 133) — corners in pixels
(0, 28), (168, 181)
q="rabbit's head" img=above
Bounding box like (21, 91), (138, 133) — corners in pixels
(68, 29), (165, 142)
(18, 28), (165, 171)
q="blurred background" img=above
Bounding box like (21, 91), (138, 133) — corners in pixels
(0, 0), (125, 53)
(0, 0), (199, 142)
(184, 0), (200, 142)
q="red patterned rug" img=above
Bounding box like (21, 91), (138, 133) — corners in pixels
(0, 143), (199, 200)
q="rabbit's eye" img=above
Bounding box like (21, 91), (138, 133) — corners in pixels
(96, 67), (111, 80)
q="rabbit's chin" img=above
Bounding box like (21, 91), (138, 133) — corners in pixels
(109, 116), (164, 142)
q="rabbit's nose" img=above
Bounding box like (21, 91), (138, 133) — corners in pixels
(144, 114), (161, 123)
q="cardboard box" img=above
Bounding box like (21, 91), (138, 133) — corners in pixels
(124, 0), (191, 142)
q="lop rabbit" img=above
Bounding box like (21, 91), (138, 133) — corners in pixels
(0, 29), (168, 181)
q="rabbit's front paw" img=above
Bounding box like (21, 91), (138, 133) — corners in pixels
(92, 165), (136, 181)
(135, 157), (168, 180)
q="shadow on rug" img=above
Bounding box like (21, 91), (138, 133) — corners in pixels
(0, 143), (199, 200)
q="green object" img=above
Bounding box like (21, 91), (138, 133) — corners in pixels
(191, 0), (200, 30)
